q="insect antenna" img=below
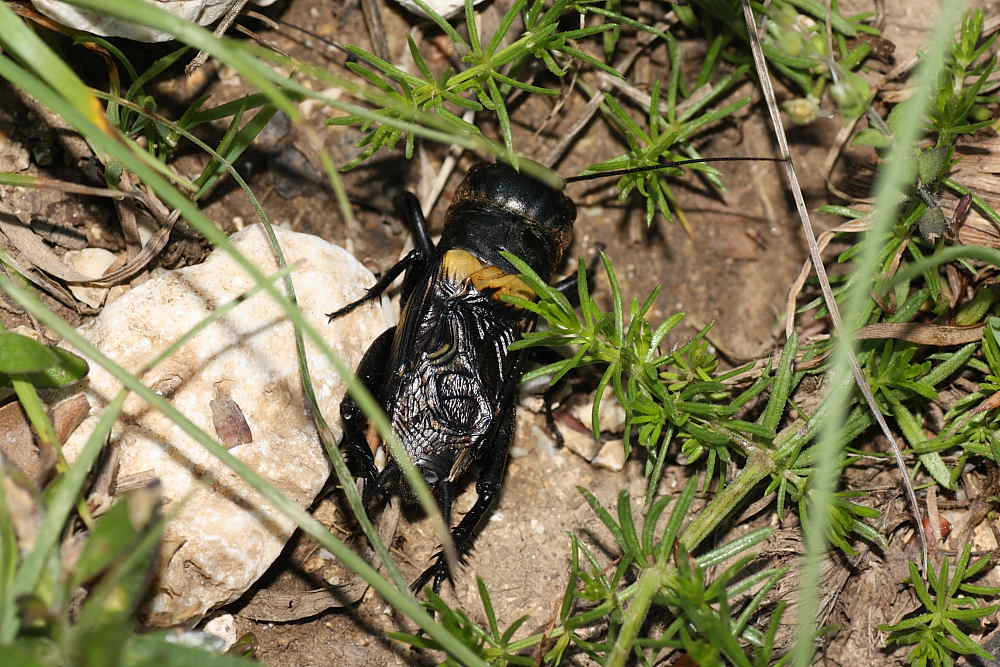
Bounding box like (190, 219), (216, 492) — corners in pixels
(564, 156), (787, 183)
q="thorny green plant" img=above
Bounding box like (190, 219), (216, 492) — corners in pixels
(390, 480), (785, 666)
(504, 249), (883, 551)
(331, 0), (622, 165)
(576, 70), (751, 226)
(882, 545), (1000, 666)
(499, 12), (1000, 639)
(390, 579), (534, 666)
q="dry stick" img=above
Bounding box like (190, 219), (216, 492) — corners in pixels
(0, 176), (124, 199)
(187, 0), (254, 75)
(541, 36), (653, 169)
(419, 109), (475, 215)
(542, 92), (605, 170)
(785, 217), (870, 334)
(360, 0), (391, 62)
(739, 0), (929, 571)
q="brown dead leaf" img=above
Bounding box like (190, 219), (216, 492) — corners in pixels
(52, 394), (90, 444)
(0, 400), (55, 485)
(0, 213), (96, 282)
(967, 390), (1000, 418)
(3, 476), (40, 551)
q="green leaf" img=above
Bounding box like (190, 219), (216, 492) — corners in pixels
(0, 345), (90, 390)
(917, 146), (949, 184)
(0, 333), (58, 374)
(578, 486), (625, 549)
(70, 497), (146, 589)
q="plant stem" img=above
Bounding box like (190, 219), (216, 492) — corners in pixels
(606, 564), (667, 667)
(606, 447), (777, 666)
(680, 447), (776, 552)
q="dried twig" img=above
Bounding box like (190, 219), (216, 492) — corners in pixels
(784, 217), (870, 335)
(542, 19), (671, 169)
(360, 0), (391, 62)
(186, 0), (254, 75)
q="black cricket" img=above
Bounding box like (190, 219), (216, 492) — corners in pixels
(327, 157), (781, 593)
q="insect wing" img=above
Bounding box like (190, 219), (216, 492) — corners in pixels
(383, 256), (528, 483)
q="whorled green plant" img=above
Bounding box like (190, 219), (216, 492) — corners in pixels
(883, 545), (1000, 666)
(332, 0), (622, 164)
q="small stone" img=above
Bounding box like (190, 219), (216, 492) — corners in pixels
(30, 0), (279, 42)
(0, 130), (29, 173)
(513, 414), (554, 458)
(592, 439), (626, 472)
(202, 614), (238, 652)
(393, 0), (487, 18)
(571, 388), (627, 434)
(518, 395), (544, 413)
(273, 146), (321, 199)
(561, 426), (601, 462)
(257, 111), (292, 148)
(63, 248), (116, 308)
(105, 285), (129, 305)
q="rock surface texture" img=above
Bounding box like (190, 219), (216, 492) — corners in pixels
(31, 0), (277, 42)
(64, 225), (395, 626)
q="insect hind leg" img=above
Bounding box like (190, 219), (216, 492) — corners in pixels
(412, 410), (514, 594)
(339, 327), (395, 494)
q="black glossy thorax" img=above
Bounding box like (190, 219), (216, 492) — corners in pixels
(438, 163), (577, 283)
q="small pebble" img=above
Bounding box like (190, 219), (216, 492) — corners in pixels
(202, 614), (237, 652)
(562, 427), (600, 462)
(64, 248), (116, 308)
(592, 439), (626, 472)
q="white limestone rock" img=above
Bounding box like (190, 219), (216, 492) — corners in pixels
(202, 613), (238, 652)
(64, 225), (396, 626)
(571, 388), (627, 435)
(31, 0), (277, 43)
(393, 0), (487, 19)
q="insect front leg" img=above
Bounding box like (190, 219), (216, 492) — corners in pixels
(326, 251), (417, 321)
(393, 191), (434, 257)
(327, 191), (436, 322)
(412, 410), (515, 594)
